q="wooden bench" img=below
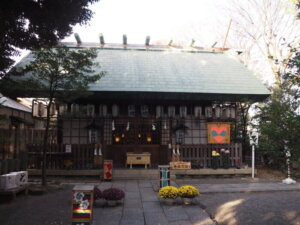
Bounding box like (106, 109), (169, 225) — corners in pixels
(126, 152), (151, 168)
(0, 184), (28, 199)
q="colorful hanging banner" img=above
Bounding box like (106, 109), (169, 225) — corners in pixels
(207, 122), (231, 144)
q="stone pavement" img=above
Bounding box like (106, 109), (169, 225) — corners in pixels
(93, 180), (215, 225)
(84, 178), (300, 225)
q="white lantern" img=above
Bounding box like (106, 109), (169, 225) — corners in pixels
(224, 107), (231, 118)
(32, 101), (39, 117)
(141, 105), (149, 117)
(49, 103), (56, 116)
(71, 104), (79, 113)
(38, 102), (45, 117)
(194, 106), (202, 118)
(112, 104), (119, 117)
(87, 104), (95, 117)
(128, 105), (135, 117)
(168, 106), (176, 118)
(230, 107), (236, 119)
(99, 104), (107, 117)
(59, 104), (67, 115)
(215, 106), (221, 118)
(156, 105), (163, 118)
(179, 106), (187, 118)
(205, 106), (212, 118)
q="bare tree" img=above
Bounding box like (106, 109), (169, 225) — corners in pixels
(225, 0), (300, 87)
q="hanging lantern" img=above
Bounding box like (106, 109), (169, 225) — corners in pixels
(121, 133), (125, 138)
(225, 107), (231, 118)
(99, 104), (107, 117)
(59, 104), (67, 116)
(86, 104), (95, 117)
(38, 102), (45, 117)
(215, 106), (221, 118)
(71, 104), (79, 114)
(205, 106), (212, 118)
(179, 106), (187, 118)
(141, 105), (149, 117)
(156, 105), (163, 118)
(194, 106), (202, 118)
(32, 101), (39, 117)
(112, 104), (119, 117)
(112, 120), (115, 131)
(138, 133), (142, 138)
(128, 105), (135, 117)
(146, 136), (152, 142)
(230, 106), (236, 119)
(168, 106), (176, 118)
(115, 136), (120, 143)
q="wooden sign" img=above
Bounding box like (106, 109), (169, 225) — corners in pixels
(72, 185), (94, 225)
(169, 161), (191, 170)
(207, 122), (231, 144)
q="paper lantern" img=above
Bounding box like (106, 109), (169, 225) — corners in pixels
(168, 106), (176, 118)
(112, 104), (119, 117)
(179, 106), (187, 118)
(128, 105), (135, 117)
(59, 104), (68, 115)
(141, 105), (149, 117)
(194, 106), (202, 118)
(230, 107), (236, 119)
(205, 106), (212, 118)
(99, 104), (107, 117)
(71, 104), (79, 113)
(215, 106), (221, 118)
(86, 104), (95, 117)
(32, 101), (39, 117)
(156, 105), (163, 118)
(38, 102), (45, 117)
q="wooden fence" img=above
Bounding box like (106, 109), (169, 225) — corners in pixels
(27, 144), (95, 170)
(180, 143), (243, 168)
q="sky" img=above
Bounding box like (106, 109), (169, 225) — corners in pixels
(63, 0), (229, 48)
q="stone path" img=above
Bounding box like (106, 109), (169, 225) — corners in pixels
(93, 180), (214, 225)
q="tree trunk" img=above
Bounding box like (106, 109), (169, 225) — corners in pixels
(41, 98), (53, 186)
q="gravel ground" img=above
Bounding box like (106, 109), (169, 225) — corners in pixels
(200, 191), (300, 225)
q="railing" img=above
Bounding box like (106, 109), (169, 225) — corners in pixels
(27, 144), (95, 169)
(180, 143), (242, 168)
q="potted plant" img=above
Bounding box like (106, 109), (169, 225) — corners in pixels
(221, 149), (230, 169)
(211, 150), (220, 169)
(93, 187), (102, 207)
(178, 185), (200, 205)
(158, 186), (178, 205)
(102, 188), (125, 206)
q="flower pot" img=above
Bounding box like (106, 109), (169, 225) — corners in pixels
(164, 198), (175, 205)
(181, 197), (193, 205)
(107, 200), (117, 206)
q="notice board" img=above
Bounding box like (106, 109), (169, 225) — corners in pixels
(71, 185), (94, 225)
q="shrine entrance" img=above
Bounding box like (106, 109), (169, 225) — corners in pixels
(104, 117), (169, 168)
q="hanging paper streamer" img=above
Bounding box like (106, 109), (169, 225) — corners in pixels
(112, 120), (115, 131)
(126, 122), (130, 131)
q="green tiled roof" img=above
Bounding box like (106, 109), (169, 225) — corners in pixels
(90, 48), (269, 95)
(13, 45), (269, 101)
